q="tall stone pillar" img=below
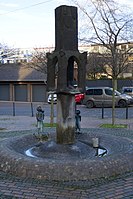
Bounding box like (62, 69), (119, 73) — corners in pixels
(56, 93), (75, 144)
(55, 5), (78, 51)
(47, 5), (87, 144)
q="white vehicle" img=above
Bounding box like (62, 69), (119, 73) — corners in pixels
(47, 94), (57, 104)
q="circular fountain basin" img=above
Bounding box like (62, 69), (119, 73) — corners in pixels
(0, 132), (133, 181)
(25, 140), (107, 160)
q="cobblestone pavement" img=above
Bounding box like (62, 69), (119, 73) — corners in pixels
(0, 115), (133, 199)
(0, 171), (133, 199)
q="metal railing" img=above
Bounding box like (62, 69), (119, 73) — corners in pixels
(0, 101), (44, 117)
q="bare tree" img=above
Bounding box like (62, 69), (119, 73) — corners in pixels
(102, 43), (133, 81)
(86, 52), (105, 79)
(74, 0), (133, 125)
(26, 48), (55, 125)
(27, 48), (47, 74)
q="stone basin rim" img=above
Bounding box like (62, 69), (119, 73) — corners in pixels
(0, 133), (133, 181)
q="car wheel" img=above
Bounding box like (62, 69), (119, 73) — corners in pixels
(118, 100), (127, 108)
(86, 100), (94, 108)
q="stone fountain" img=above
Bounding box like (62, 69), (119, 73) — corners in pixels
(0, 5), (133, 182)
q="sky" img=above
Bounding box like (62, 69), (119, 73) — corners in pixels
(0, 0), (133, 49)
(0, 0), (73, 48)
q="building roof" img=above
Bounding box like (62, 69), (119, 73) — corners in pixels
(0, 64), (46, 82)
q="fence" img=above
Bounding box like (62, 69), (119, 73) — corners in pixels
(86, 79), (133, 91)
(0, 101), (45, 117)
(101, 104), (130, 119)
(0, 101), (132, 120)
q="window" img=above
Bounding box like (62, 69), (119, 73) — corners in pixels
(105, 89), (113, 96)
(124, 88), (133, 93)
(86, 89), (93, 95)
(94, 89), (102, 95)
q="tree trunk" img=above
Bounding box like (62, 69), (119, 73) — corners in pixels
(50, 94), (54, 125)
(112, 78), (117, 125)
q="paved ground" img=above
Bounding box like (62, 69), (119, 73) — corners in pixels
(0, 115), (133, 132)
(0, 115), (133, 198)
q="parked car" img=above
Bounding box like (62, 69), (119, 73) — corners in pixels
(47, 93), (85, 104)
(83, 87), (133, 108)
(121, 87), (133, 97)
(75, 93), (85, 104)
(47, 94), (57, 104)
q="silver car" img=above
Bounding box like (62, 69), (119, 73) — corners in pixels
(83, 87), (133, 108)
(121, 87), (133, 98)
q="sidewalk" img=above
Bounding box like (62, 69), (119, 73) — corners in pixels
(0, 115), (133, 132)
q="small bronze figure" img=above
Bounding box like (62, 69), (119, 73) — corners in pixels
(36, 105), (44, 135)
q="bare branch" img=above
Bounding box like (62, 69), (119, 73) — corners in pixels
(75, 0), (133, 79)
(25, 48), (47, 75)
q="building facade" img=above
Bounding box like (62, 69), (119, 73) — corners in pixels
(0, 64), (47, 102)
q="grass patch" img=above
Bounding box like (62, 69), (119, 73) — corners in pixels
(0, 118), (12, 121)
(0, 128), (7, 131)
(100, 124), (127, 128)
(44, 123), (57, 127)
(33, 123), (57, 127)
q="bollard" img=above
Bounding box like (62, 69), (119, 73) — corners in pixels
(92, 137), (99, 148)
(102, 102), (104, 119)
(13, 102), (15, 116)
(31, 103), (34, 117)
(126, 104), (128, 119)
